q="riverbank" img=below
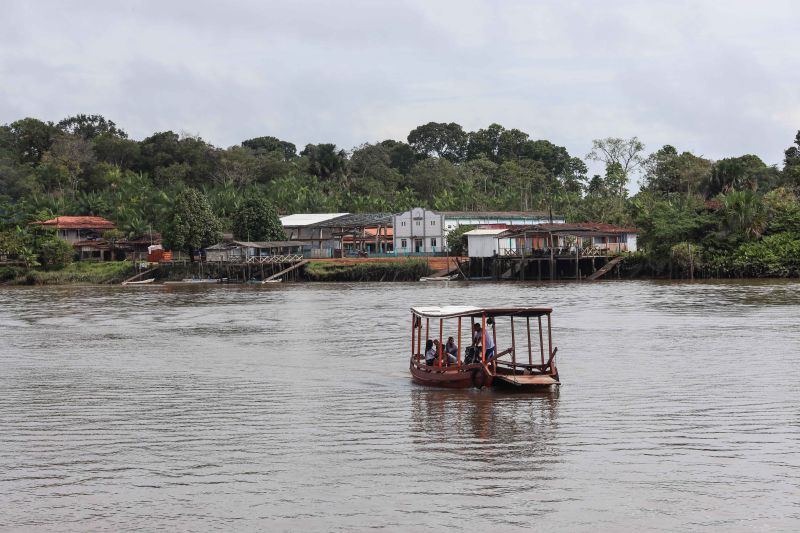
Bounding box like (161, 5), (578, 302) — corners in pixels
(304, 259), (431, 282)
(3, 254), (798, 286)
(0, 262), (134, 285)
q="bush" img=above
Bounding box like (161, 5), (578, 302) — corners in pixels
(304, 259), (431, 281)
(37, 238), (75, 270)
(0, 266), (25, 282)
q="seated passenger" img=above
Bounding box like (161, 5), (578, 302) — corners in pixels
(433, 339), (456, 365)
(424, 339), (436, 366)
(445, 336), (458, 356)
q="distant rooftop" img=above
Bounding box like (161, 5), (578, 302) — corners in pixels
(280, 213), (349, 227)
(34, 216), (116, 230)
(464, 228), (508, 236)
(440, 210), (556, 218)
(503, 223), (640, 235)
(306, 212), (393, 229)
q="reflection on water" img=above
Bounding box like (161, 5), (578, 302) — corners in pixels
(1, 280), (800, 531)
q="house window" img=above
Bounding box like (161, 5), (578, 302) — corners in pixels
(416, 220), (420, 226)
(401, 239), (408, 248)
(431, 220), (436, 226)
(401, 221), (406, 227)
(430, 238), (437, 248)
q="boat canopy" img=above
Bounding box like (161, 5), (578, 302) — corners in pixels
(411, 306), (552, 318)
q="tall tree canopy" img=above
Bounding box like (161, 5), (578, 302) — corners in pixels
(407, 122), (468, 162)
(232, 197), (285, 241)
(164, 188), (222, 258)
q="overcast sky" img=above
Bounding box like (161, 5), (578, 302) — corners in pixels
(1, 0), (798, 176)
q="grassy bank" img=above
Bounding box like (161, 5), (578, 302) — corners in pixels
(304, 259), (431, 282)
(1, 261), (134, 285)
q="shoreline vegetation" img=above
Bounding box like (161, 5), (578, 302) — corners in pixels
(3, 257), (800, 286)
(1, 115), (800, 280)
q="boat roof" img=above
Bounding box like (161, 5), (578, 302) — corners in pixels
(411, 306), (552, 318)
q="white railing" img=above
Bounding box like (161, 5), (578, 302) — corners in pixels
(245, 254), (304, 264)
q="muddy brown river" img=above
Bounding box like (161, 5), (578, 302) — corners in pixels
(1, 280), (799, 531)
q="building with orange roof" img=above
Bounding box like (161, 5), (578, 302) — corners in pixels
(34, 216), (116, 244)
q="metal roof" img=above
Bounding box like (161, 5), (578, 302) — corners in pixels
(502, 223), (639, 236)
(280, 213), (349, 227)
(207, 240), (306, 249)
(440, 210), (555, 218)
(305, 212), (393, 229)
(411, 306), (553, 318)
(464, 229), (508, 236)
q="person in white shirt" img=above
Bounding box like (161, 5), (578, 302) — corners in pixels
(424, 339), (436, 365)
(472, 323), (496, 361)
(483, 326), (496, 360)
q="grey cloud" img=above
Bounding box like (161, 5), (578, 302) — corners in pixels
(1, 0), (798, 173)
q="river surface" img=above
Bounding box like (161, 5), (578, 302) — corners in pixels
(1, 280), (799, 532)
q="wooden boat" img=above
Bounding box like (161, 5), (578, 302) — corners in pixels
(163, 278), (222, 285)
(122, 278), (155, 285)
(419, 274), (459, 282)
(409, 306), (560, 390)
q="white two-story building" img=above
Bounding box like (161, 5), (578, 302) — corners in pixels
(392, 208), (445, 254)
(392, 208), (565, 254)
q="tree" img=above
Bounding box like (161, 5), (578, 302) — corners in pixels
(242, 136), (297, 160)
(586, 137), (646, 196)
(37, 237), (74, 270)
(102, 229), (125, 260)
(349, 143), (405, 195)
(92, 133), (140, 168)
(466, 123), (505, 161)
(5, 118), (58, 164)
(40, 134), (96, 193)
(706, 155), (774, 198)
(445, 224), (476, 256)
(380, 140), (418, 174)
(301, 143), (348, 182)
(232, 197), (285, 241)
(407, 122), (467, 162)
(57, 114), (127, 139)
(163, 188), (222, 260)
(409, 157), (458, 201)
(719, 189), (767, 241)
(641, 145), (712, 196)
(782, 131), (800, 189)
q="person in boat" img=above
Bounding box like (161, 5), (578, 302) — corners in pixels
(424, 339), (436, 366)
(445, 337), (458, 362)
(471, 323), (496, 361)
(434, 338), (456, 365)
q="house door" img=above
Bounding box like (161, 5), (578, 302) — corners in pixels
(414, 239), (423, 253)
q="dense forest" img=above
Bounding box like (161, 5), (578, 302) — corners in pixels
(1, 114), (800, 278)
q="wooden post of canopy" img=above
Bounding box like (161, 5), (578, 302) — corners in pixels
(438, 318), (443, 367)
(481, 314), (486, 364)
(547, 313), (553, 374)
(411, 312), (415, 359)
(538, 315), (545, 365)
(526, 316), (533, 365)
(417, 317), (422, 361)
(491, 317), (498, 371)
(457, 317), (462, 368)
(510, 316), (516, 368)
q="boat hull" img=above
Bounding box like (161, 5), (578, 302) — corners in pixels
(409, 358), (559, 390)
(409, 359), (492, 389)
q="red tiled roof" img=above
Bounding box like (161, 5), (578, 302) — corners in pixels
(34, 216), (116, 230)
